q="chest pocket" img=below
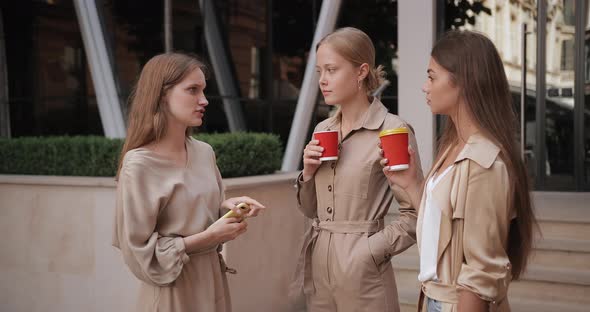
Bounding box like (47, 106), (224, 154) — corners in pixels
(334, 162), (373, 199)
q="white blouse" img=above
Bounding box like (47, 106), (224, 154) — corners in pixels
(418, 165), (454, 282)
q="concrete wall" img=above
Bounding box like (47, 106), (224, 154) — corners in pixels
(0, 172), (305, 312)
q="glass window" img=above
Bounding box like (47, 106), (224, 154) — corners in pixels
(544, 0), (575, 186)
(338, 0), (398, 114)
(2, 0), (101, 136)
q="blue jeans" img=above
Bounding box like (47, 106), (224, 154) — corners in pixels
(427, 297), (442, 312)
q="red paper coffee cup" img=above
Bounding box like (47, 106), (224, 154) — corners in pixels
(313, 130), (339, 161)
(379, 128), (409, 171)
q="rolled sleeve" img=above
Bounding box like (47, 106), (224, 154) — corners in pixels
(456, 161), (512, 301)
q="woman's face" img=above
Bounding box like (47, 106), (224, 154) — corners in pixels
(422, 57), (461, 116)
(165, 68), (208, 127)
(316, 43), (364, 106)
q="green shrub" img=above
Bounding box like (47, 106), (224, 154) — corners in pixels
(197, 132), (283, 178)
(0, 133), (282, 178)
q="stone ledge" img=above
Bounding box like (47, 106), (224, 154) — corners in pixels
(0, 171), (300, 190)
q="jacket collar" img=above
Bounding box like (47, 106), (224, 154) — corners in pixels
(324, 97), (388, 131)
(454, 133), (501, 169)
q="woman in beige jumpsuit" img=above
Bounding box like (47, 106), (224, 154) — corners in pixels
(295, 27), (423, 312)
(112, 53), (265, 312)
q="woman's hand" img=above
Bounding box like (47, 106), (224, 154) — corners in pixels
(302, 139), (323, 182)
(378, 142), (421, 190)
(222, 196), (266, 218)
(206, 217), (248, 244)
(378, 142), (424, 208)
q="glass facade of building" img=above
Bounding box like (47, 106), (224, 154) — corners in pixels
(1, 0), (398, 144)
(440, 0), (589, 191)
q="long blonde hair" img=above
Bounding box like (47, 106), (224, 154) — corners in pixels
(116, 53), (207, 179)
(431, 30), (537, 280)
(316, 27), (386, 94)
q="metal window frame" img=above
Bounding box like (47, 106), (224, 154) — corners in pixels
(574, 0), (588, 190)
(535, 0), (547, 189)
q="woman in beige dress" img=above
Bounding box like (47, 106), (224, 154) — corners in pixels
(381, 31), (537, 312)
(295, 27), (423, 312)
(112, 52), (265, 312)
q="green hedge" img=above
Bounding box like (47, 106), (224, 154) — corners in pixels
(0, 133), (282, 178)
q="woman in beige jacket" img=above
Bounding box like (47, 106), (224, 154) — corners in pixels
(295, 27), (423, 312)
(112, 53), (265, 312)
(381, 31), (537, 312)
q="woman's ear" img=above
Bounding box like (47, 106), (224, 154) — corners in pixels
(358, 63), (370, 81)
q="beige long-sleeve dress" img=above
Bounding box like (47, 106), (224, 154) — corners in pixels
(113, 138), (232, 312)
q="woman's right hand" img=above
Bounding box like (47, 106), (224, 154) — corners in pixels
(206, 217), (248, 245)
(378, 142), (421, 190)
(302, 139), (323, 182)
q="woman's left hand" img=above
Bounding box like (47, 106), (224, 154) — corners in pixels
(222, 196), (267, 218)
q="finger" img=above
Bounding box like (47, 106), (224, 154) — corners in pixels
(306, 145), (324, 152)
(383, 166), (391, 174)
(309, 140), (320, 145)
(305, 151), (323, 157)
(230, 206), (244, 216)
(303, 159), (321, 165)
(380, 158), (389, 167)
(378, 148), (384, 156)
(247, 207), (261, 217)
(241, 197), (265, 209)
(377, 141), (382, 148)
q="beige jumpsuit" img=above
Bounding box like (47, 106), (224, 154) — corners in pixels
(113, 138), (232, 312)
(295, 99), (423, 312)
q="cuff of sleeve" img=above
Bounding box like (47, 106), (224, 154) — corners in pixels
(174, 237), (191, 264)
(367, 231), (392, 266)
(456, 263), (510, 302)
(296, 172), (315, 202)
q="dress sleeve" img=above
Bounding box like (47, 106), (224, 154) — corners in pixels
(113, 155), (190, 287)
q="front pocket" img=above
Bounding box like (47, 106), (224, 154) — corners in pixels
(334, 163), (372, 199)
(365, 234), (380, 270)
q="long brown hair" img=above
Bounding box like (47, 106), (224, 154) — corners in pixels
(116, 52), (207, 179)
(431, 30), (537, 280)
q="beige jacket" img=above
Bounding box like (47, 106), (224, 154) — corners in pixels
(294, 99), (422, 312)
(417, 134), (516, 312)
